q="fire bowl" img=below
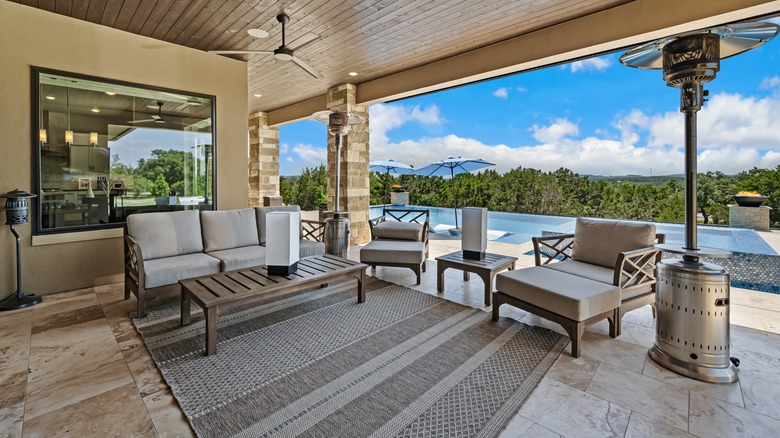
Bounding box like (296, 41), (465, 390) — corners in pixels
(732, 195), (768, 207)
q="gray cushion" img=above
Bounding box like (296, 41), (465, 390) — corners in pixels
(571, 218), (656, 269)
(200, 208), (260, 252)
(299, 240), (325, 258)
(256, 205), (301, 245)
(495, 267), (620, 321)
(143, 253), (220, 289)
(360, 240), (425, 264)
(207, 245), (267, 272)
(543, 260), (616, 285)
(127, 210), (204, 260)
(372, 221), (423, 241)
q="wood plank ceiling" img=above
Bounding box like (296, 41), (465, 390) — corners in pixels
(14, 0), (632, 114)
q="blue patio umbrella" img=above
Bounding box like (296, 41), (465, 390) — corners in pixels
(414, 156), (495, 229)
(369, 159), (415, 206)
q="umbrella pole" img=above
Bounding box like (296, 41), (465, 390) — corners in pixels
(384, 170), (389, 206)
(452, 168), (458, 229)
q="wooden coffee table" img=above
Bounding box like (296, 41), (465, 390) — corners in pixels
(435, 251), (517, 306)
(180, 254), (368, 355)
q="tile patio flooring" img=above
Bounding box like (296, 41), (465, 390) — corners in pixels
(2, 234), (780, 437)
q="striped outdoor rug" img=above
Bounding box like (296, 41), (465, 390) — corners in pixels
(133, 278), (567, 437)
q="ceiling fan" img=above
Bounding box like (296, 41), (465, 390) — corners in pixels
(128, 101), (188, 126)
(209, 13), (322, 79)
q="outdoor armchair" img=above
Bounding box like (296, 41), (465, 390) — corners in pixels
(360, 209), (430, 284)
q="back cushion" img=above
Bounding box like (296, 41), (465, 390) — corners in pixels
(256, 205), (301, 245)
(201, 209), (260, 252)
(572, 218), (656, 268)
(372, 221), (423, 241)
(126, 210), (203, 260)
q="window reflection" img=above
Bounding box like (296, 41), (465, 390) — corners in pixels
(34, 69), (215, 234)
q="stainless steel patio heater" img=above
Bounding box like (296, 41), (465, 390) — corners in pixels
(313, 111), (366, 258)
(620, 21), (778, 383)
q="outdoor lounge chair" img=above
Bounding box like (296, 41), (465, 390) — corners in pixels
(360, 209), (430, 285)
(493, 218), (665, 357)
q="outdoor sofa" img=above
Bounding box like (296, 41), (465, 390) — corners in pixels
(493, 218), (665, 357)
(124, 205), (325, 317)
(360, 208), (430, 285)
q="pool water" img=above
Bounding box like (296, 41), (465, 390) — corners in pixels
(369, 205), (777, 255)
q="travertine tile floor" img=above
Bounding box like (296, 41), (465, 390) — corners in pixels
(1, 236), (779, 437)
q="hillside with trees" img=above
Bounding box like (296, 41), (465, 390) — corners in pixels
(281, 164), (779, 228)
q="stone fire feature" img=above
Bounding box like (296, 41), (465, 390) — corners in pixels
(729, 205), (771, 231)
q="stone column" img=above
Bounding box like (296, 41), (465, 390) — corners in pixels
(326, 84), (370, 244)
(248, 112), (280, 207)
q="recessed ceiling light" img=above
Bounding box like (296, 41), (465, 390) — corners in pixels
(105, 92), (116, 96)
(45, 95), (55, 100)
(253, 93), (262, 97)
(91, 108), (101, 113)
(247, 28), (269, 38)
(348, 72), (358, 76)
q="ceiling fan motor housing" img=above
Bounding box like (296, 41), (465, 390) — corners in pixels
(662, 33), (720, 88)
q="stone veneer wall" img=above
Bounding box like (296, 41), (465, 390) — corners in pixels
(248, 112), (281, 208)
(728, 205), (771, 232)
(326, 84), (371, 244)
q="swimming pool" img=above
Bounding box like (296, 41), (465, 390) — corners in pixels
(369, 205), (777, 255)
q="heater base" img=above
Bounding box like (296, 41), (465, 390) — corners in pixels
(649, 345), (738, 384)
(0, 293), (42, 311)
(462, 250), (485, 260)
(268, 263), (298, 276)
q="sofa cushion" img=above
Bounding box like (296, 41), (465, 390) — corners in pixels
(201, 209), (259, 252)
(207, 245), (267, 272)
(256, 205), (301, 245)
(300, 239), (325, 258)
(372, 221), (423, 241)
(127, 210), (204, 260)
(360, 240), (425, 264)
(143, 253), (220, 289)
(571, 218), (656, 269)
(495, 267), (620, 321)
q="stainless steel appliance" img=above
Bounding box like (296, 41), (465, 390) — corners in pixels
(621, 22), (779, 383)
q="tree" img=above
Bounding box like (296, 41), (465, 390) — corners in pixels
(150, 174), (170, 198)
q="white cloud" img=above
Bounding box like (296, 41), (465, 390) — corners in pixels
(531, 119), (579, 143)
(570, 56), (612, 73)
(291, 143), (326, 164)
(366, 92), (780, 176)
(516, 86), (528, 93)
(280, 143), (289, 154)
(493, 87), (509, 98)
(760, 75), (780, 89)
(369, 103), (443, 155)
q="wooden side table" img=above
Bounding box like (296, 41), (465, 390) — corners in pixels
(435, 251), (517, 306)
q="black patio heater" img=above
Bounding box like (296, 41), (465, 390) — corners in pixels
(620, 22), (778, 383)
(313, 111), (365, 258)
(0, 189), (43, 310)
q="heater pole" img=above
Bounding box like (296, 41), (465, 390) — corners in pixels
(680, 83), (705, 260)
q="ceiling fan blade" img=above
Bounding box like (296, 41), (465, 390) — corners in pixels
(290, 55), (321, 79)
(289, 33), (320, 51)
(127, 119), (155, 124)
(209, 50), (273, 55)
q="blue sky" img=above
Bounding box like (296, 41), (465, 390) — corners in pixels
(279, 19), (780, 177)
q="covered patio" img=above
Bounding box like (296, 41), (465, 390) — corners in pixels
(2, 0), (780, 436)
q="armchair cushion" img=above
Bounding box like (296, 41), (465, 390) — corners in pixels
(200, 208), (259, 252)
(360, 240), (425, 264)
(572, 218), (656, 269)
(127, 210), (203, 260)
(371, 221), (423, 241)
(543, 260), (615, 284)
